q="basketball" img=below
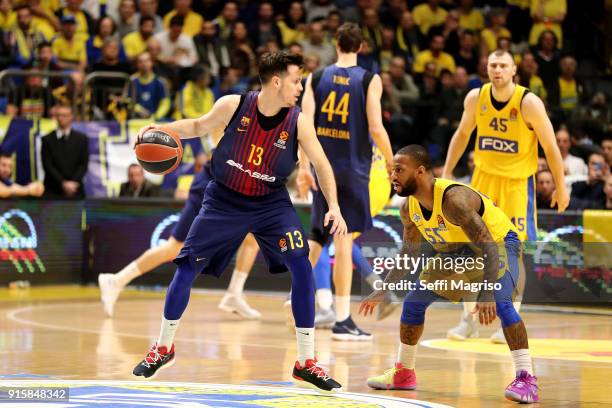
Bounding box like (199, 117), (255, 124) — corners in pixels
(134, 127), (183, 174)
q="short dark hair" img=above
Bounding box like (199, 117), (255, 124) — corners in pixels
(96, 16), (116, 35)
(169, 15), (184, 27)
(0, 151), (11, 160)
(258, 51), (303, 84)
(335, 23), (362, 53)
(537, 169), (552, 178)
(14, 4), (31, 14)
(139, 15), (155, 27)
(537, 29), (559, 48)
(588, 151), (605, 162)
(396, 145), (432, 170)
(191, 64), (210, 82)
(37, 41), (52, 52)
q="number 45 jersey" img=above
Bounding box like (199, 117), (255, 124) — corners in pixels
(475, 83), (537, 179)
(313, 65), (374, 183)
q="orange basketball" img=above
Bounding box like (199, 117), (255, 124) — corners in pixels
(134, 126), (183, 174)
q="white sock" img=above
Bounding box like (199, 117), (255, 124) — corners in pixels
(227, 270), (248, 296)
(513, 301), (522, 313)
(316, 288), (333, 310)
(463, 302), (477, 320)
(398, 342), (417, 369)
(335, 295), (351, 322)
(511, 349), (533, 375)
(296, 327), (315, 365)
(115, 261), (141, 288)
(157, 316), (180, 349)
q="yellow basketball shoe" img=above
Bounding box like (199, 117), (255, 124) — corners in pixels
(367, 363), (417, 390)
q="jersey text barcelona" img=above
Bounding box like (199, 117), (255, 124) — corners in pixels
(212, 92), (300, 196)
(314, 65), (372, 180)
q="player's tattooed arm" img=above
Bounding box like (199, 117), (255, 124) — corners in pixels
(382, 201), (424, 285)
(442, 186), (498, 301)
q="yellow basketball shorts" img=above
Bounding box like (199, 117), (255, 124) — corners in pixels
(352, 174), (391, 239)
(472, 167), (537, 241)
(369, 175), (391, 217)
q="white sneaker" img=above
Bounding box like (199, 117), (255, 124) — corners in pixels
(218, 293), (262, 320)
(490, 327), (507, 344)
(98, 273), (121, 317)
(446, 314), (479, 341)
(314, 308), (335, 329)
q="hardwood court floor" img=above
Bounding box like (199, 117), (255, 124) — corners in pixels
(1, 286), (611, 407)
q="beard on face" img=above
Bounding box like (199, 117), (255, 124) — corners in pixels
(396, 176), (417, 197)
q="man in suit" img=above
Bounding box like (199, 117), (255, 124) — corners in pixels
(119, 163), (160, 198)
(41, 105), (89, 198)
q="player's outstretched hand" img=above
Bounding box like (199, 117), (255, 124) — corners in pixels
(324, 205), (347, 236)
(472, 300), (497, 325)
(359, 290), (386, 316)
(134, 124), (158, 149)
(551, 186), (570, 212)
(296, 167), (317, 199)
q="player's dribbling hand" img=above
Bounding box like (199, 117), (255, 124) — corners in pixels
(472, 300), (497, 325)
(551, 186), (570, 212)
(324, 205), (347, 235)
(134, 124), (158, 149)
(359, 290), (386, 316)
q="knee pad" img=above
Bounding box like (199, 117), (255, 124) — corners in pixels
(496, 301), (521, 327)
(400, 300), (429, 325)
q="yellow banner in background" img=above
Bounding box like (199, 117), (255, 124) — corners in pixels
(583, 210), (612, 268)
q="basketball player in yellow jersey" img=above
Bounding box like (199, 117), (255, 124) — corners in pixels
(361, 145), (539, 403)
(442, 50), (569, 342)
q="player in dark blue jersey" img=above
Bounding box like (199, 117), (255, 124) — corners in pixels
(132, 51), (347, 393)
(98, 157), (262, 320)
(299, 23), (394, 341)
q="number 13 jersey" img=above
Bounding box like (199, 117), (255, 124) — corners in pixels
(212, 91), (300, 196)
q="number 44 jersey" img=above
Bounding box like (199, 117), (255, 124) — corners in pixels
(313, 65), (374, 183)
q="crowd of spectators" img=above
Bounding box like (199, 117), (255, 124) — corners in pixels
(0, 0), (609, 208)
